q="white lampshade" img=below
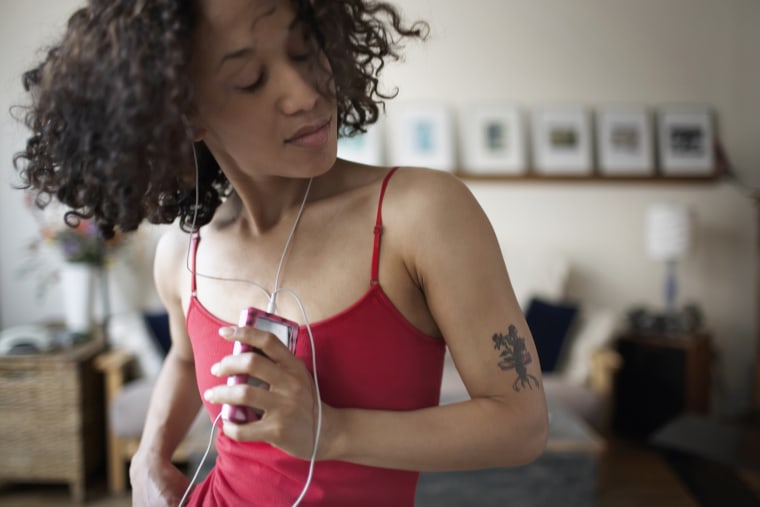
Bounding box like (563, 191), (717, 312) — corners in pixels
(646, 203), (693, 261)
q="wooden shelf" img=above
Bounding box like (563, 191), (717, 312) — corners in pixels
(454, 171), (720, 184)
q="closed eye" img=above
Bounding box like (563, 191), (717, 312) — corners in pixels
(237, 75), (265, 93)
(291, 52), (312, 62)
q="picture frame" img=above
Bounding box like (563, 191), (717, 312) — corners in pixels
(337, 122), (384, 166)
(657, 106), (715, 176)
(387, 103), (456, 172)
(596, 107), (654, 176)
(460, 105), (527, 175)
(531, 106), (593, 176)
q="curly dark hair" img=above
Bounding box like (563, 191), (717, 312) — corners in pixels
(14, 0), (427, 238)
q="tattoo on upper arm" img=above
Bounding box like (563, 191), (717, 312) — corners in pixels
(493, 324), (540, 392)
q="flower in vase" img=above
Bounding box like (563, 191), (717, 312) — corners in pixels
(19, 194), (126, 300)
(41, 218), (122, 265)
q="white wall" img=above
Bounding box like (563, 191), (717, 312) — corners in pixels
(0, 0), (164, 329)
(0, 0), (757, 414)
(0, 1), (83, 327)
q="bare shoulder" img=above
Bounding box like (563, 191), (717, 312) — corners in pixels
(154, 225), (191, 271)
(153, 225), (192, 307)
(386, 166), (470, 198)
(379, 166), (500, 283)
(383, 167), (489, 235)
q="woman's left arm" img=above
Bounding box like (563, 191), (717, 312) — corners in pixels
(325, 169), (549, 471)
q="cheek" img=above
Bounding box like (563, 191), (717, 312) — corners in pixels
(310, 52), (336, 99)
(223, 120), (276, 161)
(202, 96), (275, 144)
(236, 123), (274, 153)
(193, 82), (231, 127)
(201, 109), (280, 169)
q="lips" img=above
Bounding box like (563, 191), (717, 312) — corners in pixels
(285, 117), (331, 147)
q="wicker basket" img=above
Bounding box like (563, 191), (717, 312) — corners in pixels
(0, 336), (105, 502)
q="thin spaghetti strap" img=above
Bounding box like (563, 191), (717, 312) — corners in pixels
(190, 231), (200, 296)
(370, 167), (399, 285)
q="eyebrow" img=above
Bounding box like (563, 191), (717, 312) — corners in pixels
(216, 5), (302, 71)
(218, 47), (255, 71)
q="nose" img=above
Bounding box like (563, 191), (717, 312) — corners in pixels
(275, 61), (320, 115)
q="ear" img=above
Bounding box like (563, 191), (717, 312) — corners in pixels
(182, 114), (208, 142)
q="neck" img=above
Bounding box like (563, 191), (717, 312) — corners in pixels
(223, 176), (314, 235)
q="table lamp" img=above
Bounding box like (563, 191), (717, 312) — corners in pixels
(646, 203), (693, 314)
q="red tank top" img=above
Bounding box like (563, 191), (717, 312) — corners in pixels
(185, 168), (445, 507)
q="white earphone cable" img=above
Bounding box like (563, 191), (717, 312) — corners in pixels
(177, 143), (320, 507)
(273, 287), (322, 507)
(183, 146), (313, 308)
(177, 412), (222, 507)
(269, 176), (312, 312)
(177, 291), (321, 507)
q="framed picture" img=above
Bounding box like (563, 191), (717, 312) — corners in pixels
(460, 105), (526, 175)
(531, 106), (593, 175)
(387, 103), (456, 172)
(657, 106), (715, 176)
(596, 107), (654, 176)
(337, 122), (384, 166)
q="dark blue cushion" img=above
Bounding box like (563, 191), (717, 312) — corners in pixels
(525, 297), (579, 372)
(143, 311), (171, 356)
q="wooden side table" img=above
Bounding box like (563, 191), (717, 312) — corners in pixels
(0, 336), (106, 502)
(612, 331), (712, 439)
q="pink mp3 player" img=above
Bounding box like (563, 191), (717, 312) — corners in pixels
(221, 307), (300, 423)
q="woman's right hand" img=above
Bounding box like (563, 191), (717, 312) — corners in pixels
(130, 452), (191, 507)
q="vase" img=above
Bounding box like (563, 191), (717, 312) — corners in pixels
(60, 263), (96, 334)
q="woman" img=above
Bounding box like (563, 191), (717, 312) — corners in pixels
(15, 0), (548, 505)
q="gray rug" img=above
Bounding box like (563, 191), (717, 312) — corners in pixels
(415, 452), (597, 507)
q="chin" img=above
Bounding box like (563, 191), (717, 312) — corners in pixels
(310, 135), (339, 175)
(282, 120), (339, 178)
(292, 147), (337, 179)
(313, 150), (339, 177)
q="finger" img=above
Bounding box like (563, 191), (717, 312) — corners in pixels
(211, 351), (295, 390)
(218, 325), (294, 364)
(212, 348), (271, 376)
(211, 352), (305, 397)
(221, 407), (290, 441)
(204, 380), (278, 413)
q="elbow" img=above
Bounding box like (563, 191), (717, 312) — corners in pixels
(521, 409), (549, 465)
(499, 397), (550, 467)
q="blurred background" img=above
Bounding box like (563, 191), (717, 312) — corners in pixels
(3, 0), (754, 415)
(0, 1), (758, 505)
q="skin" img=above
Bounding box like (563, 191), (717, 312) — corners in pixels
(129, 1), (549, 505)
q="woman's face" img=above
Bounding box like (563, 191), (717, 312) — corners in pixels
(190, 0), (337, 180)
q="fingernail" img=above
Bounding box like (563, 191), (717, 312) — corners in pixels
(203, 389), (213, 401)
(210, 363), (220, 376)
(219, 326), (234, 338)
